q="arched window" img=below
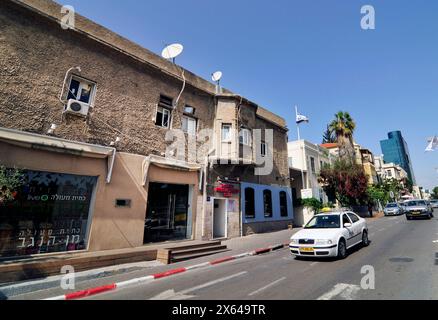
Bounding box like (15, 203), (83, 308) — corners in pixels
(244, 188), (255, 219)
(279, 191), (288, 217)
(263, 190), (273, 218)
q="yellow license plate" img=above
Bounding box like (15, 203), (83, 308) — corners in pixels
(300, 247), (314, 252)
(412, 211), (420, 215)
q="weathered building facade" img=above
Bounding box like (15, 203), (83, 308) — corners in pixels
(0, 0), (292, 260)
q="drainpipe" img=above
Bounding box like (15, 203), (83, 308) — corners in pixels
(106, 147), (117, 184)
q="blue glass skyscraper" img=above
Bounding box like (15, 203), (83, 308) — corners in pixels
(380, 131), (416, 184)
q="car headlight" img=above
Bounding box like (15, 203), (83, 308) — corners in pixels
(290, 239), (299, 245)
(315, 239), (333, 245)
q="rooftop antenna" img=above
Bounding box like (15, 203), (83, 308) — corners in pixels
(161, 43), (184, 64)
(211, 71), (223, 94)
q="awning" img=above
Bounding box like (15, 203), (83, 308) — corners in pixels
(0, 127), (116, 183)
(142, 155), (202, 186)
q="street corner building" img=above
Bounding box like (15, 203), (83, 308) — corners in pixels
(0, 0), (293, 276)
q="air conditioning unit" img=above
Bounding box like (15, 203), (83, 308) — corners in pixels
(65, 99), (90, 117)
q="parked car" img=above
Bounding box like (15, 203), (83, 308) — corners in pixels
(289, 210), (369, 259)
(404, 199), (434, 220)
(384, 203), (402, 216)
(398, 202), (407, 214)
(430, 199), (438, 210)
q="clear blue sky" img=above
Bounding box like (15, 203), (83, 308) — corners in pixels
(60, 0), (438, 190)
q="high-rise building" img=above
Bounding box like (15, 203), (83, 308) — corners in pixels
(380, 131), (416, 184)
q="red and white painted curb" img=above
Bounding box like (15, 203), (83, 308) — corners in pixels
(44, 241), (291, 300)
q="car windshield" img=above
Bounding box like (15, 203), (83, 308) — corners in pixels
(386, 203), (397, 208)
(406, 200), (426, 206)
(305, 215), (340, 229)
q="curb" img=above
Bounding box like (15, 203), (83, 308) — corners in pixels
(43, 241), (290, 300)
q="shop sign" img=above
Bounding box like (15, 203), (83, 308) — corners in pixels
(214, 183), (239, 198)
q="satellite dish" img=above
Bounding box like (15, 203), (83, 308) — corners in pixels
(161, 43), (184, 62)
(211, 71), (223, 83)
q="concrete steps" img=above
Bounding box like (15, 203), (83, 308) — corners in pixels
(157, 241), (229, 264)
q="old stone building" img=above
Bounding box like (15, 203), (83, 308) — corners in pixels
(0, 0), (292, 260)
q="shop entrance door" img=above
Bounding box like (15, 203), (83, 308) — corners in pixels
(144, 183), (189, 243)
(213, 199), (227, 239)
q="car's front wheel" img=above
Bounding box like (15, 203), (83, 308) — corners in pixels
(406, 216), (411, 220)
(362, 230), (370, 247)
(337, 239), (347, 259)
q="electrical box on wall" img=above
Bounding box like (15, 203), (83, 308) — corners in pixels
(115, 199), (131, 208)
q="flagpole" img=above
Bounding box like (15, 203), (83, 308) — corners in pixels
(295, 105), (307, 190)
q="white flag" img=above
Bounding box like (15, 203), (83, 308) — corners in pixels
(425, 136), (438, 152)
(296, 114), (309, 124)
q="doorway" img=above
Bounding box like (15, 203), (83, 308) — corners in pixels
(213, 199), (227, 239)
(144, 182), (190, 243)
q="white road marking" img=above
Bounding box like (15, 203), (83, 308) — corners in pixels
(433, 240), (438, 243)
(149, 271), (248, 300)
(378, 228), (386, 232)
(149, 289), (195, 300)
(181, 271), (247, 294)
(317, 283), (361, 300)
(310, 262), (319, 267)
(248, 277), (286, 296)
(370, 233), (375, 237)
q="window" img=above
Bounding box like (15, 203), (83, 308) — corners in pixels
(263, 190), (273, 218)
(239, 128), (252, 146)
(261, 142), (267, 157)
(342, 214), (352, 227)
(0, 169), (97, 258)
(184, 105), (195, 115)
(310, 157), (316, 174)
(244, 188), (255, 219)
(159, 94), (173, 108)
(305, 215), (340, 229)
(182, 116), (196, 135)
(279, 191), (288, 217)
(222, 124), (232, 141)
(67, 76), (95, 105)
(347, 213), (359, 223)
(386, 170), (392, 177)
(155, 106), (171, 128)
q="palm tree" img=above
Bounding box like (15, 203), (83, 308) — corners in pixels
(329, 111), (356, 161)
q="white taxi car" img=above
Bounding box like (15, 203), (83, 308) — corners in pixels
(290, 210), (369, 259)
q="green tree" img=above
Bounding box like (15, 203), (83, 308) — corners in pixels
(300, 197), (324, 214)
(432, 187), (438, 199)
(318, 159), (369, 207)
(0, 166), (24, 204)
(329, 111), (356, 162)
(322, 124), (336, 144)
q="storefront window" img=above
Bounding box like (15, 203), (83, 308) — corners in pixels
(144, 183), (190, 243)
(263, 190), (273, 218)
(279, 191), (288, 217)
(0, 169), (97, 258)
(244, 188), (255, 219)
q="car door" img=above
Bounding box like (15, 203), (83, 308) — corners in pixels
(347, 212), (362, 245)
(341, 213), (355, 247)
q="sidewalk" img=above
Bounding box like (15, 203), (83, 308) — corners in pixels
(2, 228), (297, 300)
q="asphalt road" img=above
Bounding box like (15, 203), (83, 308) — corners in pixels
(83, 214), (438, 300)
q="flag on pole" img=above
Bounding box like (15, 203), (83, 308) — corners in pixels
(296, 114), (309, 124)
(295, 106), (309, 124)
(425, 136), (438, 152)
